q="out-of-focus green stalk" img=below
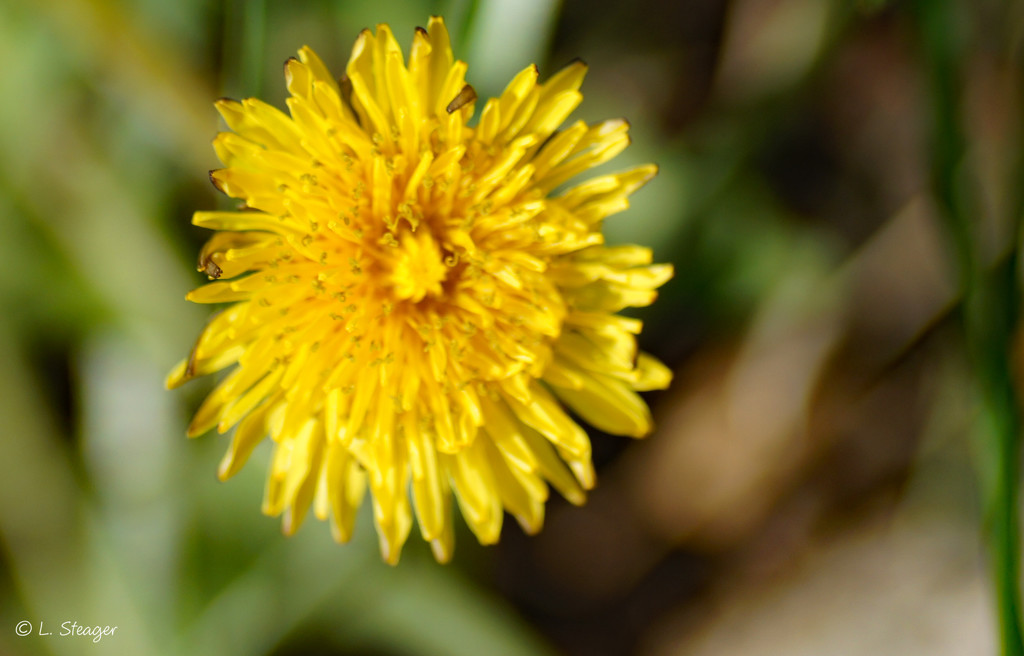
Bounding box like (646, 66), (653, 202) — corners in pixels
(223, 0), (267, 97)
(451, 0), (481, 53)
(241, 0), (266, 96)
(912, 2), (1024, 655)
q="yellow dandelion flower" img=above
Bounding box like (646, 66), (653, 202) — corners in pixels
(168, 17), (673, 564)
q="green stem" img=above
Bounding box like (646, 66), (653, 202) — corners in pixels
(222, 0), (267, 97)
(240, 0), (266, 97)
(454, 0), (481, 54)
(973, 258), (1024, 656)
(912, 2), (1024, 654)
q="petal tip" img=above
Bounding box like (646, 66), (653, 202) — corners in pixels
(565, 489), (587, 506)
(446, 84), (477, 114)
(216, 460), (233, 482)
(430, 539), (453, 563)
(330, 518), (354, 544)
(379, 535), (402, 565)
(165, 360), (188, 390)
(208, 170), (226, 194)
(282, 510), (302, 536)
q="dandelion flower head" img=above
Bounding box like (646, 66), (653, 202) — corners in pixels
(168, 17), (673, 564)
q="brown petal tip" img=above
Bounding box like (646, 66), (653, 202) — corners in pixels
(446, 84), (477, 114)
(208, 170), (226, 193)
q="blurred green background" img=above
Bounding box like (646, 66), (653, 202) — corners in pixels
(1, 0), (1021, 654)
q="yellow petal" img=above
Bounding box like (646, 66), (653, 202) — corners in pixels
(483, 439), (545, 534)
(551, 369), (653, 438)
(217, 368), (283, 433)
(218, 400), (273, 480)
(444, 443), (503, 544)
(630, 352), (673, 391)
(326, 440), (366, 543)
(283, 421), (326, 535)
(536, 119), (631, 192)
(407, 415), (448, 541)
(502, 382), (591, 459)
(425, 16), (454, 114)
(370, 446), (413, 564)
(215, 98), (304, 156)
(518, 423), (587, 504)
